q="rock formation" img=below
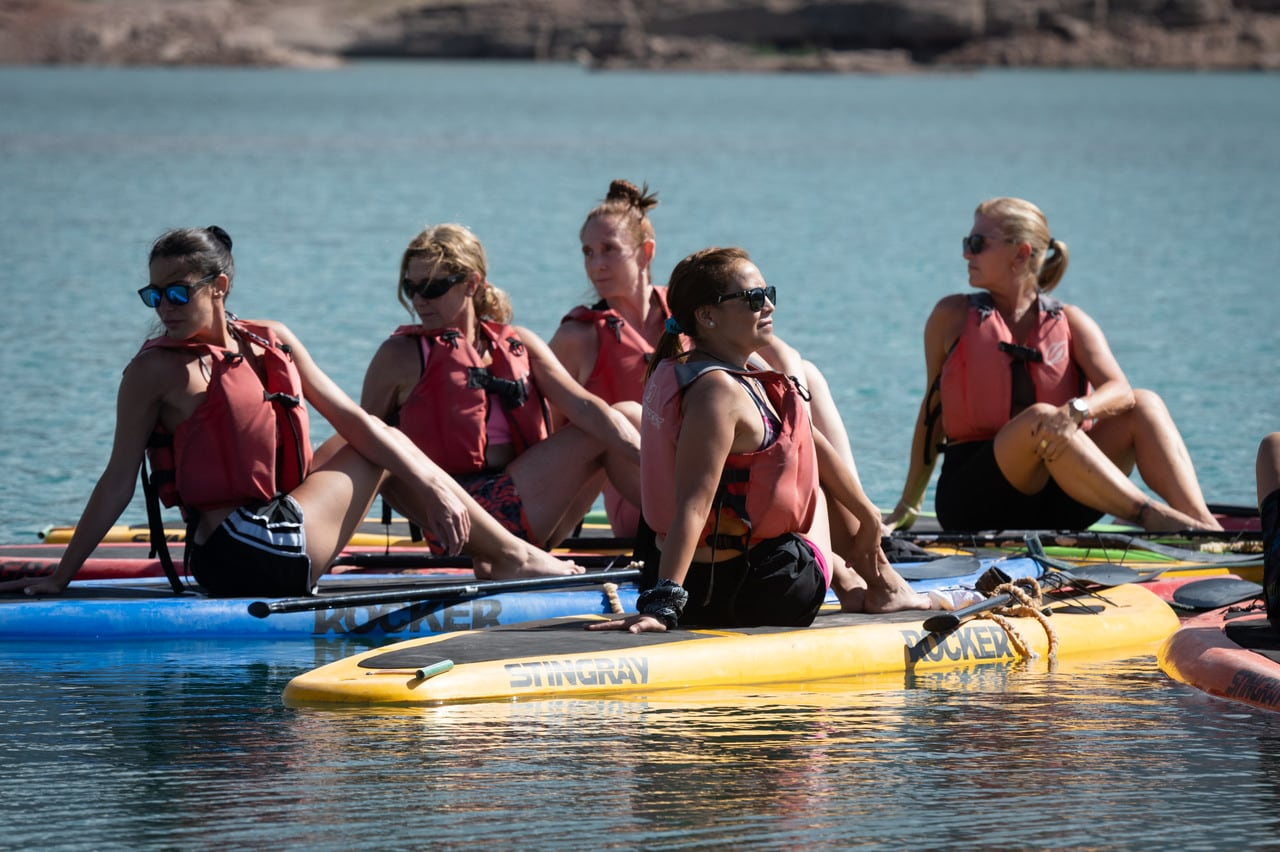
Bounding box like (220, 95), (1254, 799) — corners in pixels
(1, 0), (1277, 71)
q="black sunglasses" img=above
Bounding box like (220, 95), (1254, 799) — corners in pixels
(715, 285), (776, 312)
(401, 270), (469, 301)
(962, 233), (1006, 255)
(137, 272), (219, 308)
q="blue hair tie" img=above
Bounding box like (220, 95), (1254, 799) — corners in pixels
(664, 316), (683, 335)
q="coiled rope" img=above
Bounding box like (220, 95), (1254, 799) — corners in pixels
(980, 577), (1059, 661)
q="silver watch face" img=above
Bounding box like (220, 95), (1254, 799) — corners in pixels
(1071, 398), (1089, 419)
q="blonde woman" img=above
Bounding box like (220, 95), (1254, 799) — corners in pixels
(361, 224), (642, 553)
(887, 197), (1220, 533)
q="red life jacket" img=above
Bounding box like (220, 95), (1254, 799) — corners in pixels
(392, 321), (551, 475)
(139, 320), (312, 514)
(938, 293), (1090, 444)
(641, 358), (817, 550)
(558, 286), (671, 405)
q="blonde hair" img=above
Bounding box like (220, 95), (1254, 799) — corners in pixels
(398, 223), (512, 323)
(975, 197), (1070, 293)
(580, 179), (659, 247)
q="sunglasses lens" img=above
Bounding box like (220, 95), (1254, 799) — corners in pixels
(964, 234), (987, 254)
(165, 285), (190, 306)
(749, 287), (776, 311)
(403, 272), (463, 301)
(138, 288), (160, 308)
(421, 280), (451, 299)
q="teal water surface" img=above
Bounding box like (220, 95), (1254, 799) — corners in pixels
(0, 63), (1278, 848)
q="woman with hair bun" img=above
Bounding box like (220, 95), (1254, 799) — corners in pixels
(0, 226), (579, 598)
(360, 223), (642, 554)
(589, 247), (929, 633)
(886, 197), (1220, 532)
(553, 178), (868, 538)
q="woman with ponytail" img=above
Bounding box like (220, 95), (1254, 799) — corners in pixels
(360, 224), (641, 554)
(589, 247), (930, 633)
(886, 197), (1220, 532)
(552, 178), (868, 538)
(0, 226), (579, 598)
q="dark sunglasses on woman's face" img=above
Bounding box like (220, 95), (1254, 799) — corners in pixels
(401, 270), (469, 301)
(137, 272), (219, 308)
(962, 233), (1004, 255)
(715, 285), (776, 312)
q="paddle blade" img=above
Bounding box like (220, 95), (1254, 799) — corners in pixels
(895, 555), (982, 581)
(1059, 564), (1142, 588)
(1171, 578), (1264, 611)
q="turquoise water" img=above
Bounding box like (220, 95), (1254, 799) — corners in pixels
(1, 64), (1278, 847)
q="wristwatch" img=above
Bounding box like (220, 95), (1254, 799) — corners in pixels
(1068, 397), (1090, 425)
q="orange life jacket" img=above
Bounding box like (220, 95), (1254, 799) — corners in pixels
(558, 286), (671, 405)
(139, 320), (312, 514)
(641, 358), (817, 550)
(938, 293), (1090, 444)
(392, 321), (551, 475)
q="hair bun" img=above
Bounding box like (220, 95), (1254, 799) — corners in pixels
(206, 226), (233, 251)
(605, 179), (658, 215)
(606, 179), (639, 203)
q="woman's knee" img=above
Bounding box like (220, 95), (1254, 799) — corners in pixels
(1131, 388), (1171, 421)
(311, 434), (348, 468)
(998, 403), (1058, 444)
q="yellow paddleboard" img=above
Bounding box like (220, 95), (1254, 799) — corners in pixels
(283, 582), (1178, 707)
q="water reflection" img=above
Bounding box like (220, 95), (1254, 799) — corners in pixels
(6, 642), (1280, 847)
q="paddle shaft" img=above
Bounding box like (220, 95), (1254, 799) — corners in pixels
(331, 552), (621, 571)
(900, 530), (1261, 565)
(919, 545), (1137, 633)
(248, 567), (641, 617)
(922, 592), (1019, 633)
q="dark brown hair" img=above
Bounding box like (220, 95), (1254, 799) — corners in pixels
(645, 246), (751, 380)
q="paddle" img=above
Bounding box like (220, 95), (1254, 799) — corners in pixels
(894, 554), (983, 581)
(248, 567), (641, 617)
(1022, 533), (1143, 585)
(922, 535), (1143, 633)
(896, 529), (1261, 565)
(921, 562), (1136, 633)
(1207, 503), (1260, 519)
(330, 552), (622, 571)
(1170, 578), (1264, 611)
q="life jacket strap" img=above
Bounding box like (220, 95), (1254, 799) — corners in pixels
(139, 458), (187, 594)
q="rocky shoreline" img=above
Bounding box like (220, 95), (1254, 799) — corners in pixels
(2, 0), (1278, 72)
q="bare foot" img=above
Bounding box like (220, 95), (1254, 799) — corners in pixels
(1135, 500), (1223, 533)
(835, 585), (866, 613)
(863, 581), (933, 613)
(486, 545), (584, 579)
(829, 561), (867, 612)
(833, 558), (932, 613)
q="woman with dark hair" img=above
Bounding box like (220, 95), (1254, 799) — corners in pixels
(886, 197), (1220, 533)
(0, 226), (578, 598)
(590, 247), (929, 633)
(552, 178), (868, 537)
